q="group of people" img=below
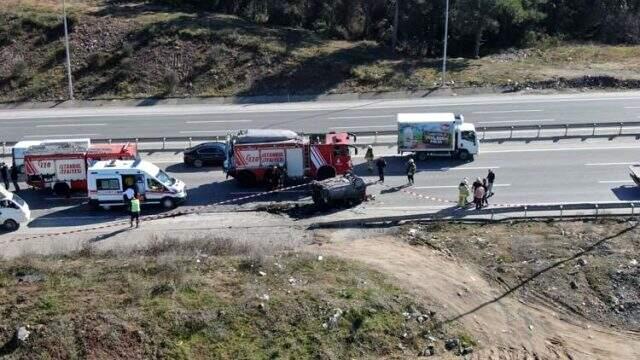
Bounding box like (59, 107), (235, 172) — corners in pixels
(365, 146), (416, 185)
(458, 169), (496, 210)
(0, 162), (20, 192)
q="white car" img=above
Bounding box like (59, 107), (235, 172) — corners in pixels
(0, 186), (30, 231)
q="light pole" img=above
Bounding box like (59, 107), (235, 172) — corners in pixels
(62, 0), (74, 100)
(441, 0), (450, 87)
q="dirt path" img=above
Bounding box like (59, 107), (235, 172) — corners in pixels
(315, 234), (640, 359)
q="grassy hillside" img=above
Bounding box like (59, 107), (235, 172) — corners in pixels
(0, 237), (465, 359)
(1, 1), (640, 102)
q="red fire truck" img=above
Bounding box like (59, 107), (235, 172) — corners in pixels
(24, 141), (138, 196)
(224, 129), (357, 186)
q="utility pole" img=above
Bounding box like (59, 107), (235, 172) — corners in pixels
(441, 0), (450, 87)
(62, 0), (74, 100)
(392, 0), (399, 52)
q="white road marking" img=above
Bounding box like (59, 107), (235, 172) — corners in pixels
(36, 123), (106, 128)
(444, 166), (500, 171)
(482, 145), (640, 154)
(327, 115), (394, 119)
(229, 191), (308, 195)
(625, 106), (640, 109)
(330, 125), (396, 130)
(23, 133), (100, 138)
(585, 162), (637, 166)
(598, 180), (633, 184)
(477, 118), (555, 125)
(179, 130), (233, 134)
(185, 120), (253, 124)
(413, 183), (510, 189)
(473, 109), (542, 114)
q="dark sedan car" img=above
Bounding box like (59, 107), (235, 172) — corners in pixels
(183, 142), (227, 168)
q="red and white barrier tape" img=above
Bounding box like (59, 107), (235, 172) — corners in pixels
(0, 183), (311, 245)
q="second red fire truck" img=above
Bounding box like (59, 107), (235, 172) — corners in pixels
(224, 129), (357, 186)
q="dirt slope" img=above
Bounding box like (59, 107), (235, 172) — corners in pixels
(315, 235), (640, 359)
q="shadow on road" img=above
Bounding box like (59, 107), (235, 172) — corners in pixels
(611, 185), (640, 201)
(165, 163), (223, 174)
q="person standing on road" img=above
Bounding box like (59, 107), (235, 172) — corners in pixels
(474, 183), (485, 210)
(458, 178), (470, 207)
(10, 164), (20, 192)
(487, 169), (496, 197)
(365, 146), (374, 173)
(0, 163), (9, 190)
(406, 158), (416, 185)
(376, 157), (387, 183)
(130, 194), (141, 228)
(123, 186), (135, 210)
(482, 178), (489, 207)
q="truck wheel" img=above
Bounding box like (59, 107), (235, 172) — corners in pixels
(162, 197), (176, 209)
(53, 183), (70, 197)
(3, 219), (19, 231)
(457, 150), (471, 161)
(193, 159), (203, 168)
(316, 166), (336, 181)
(236, 170), (257, 187)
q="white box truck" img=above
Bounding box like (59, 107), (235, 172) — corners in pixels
(397, 113), (479, 161)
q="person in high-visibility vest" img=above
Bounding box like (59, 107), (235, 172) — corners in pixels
(130, 195), (141, 228)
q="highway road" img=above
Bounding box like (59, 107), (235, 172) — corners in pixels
(3, 138), (640, 233)
(3, 91), (640, 140)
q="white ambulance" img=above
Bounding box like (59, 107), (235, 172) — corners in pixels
(87, 159), (187, 209)
(0, 186), (31, 231)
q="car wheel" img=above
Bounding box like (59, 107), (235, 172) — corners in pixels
(162, 197), (176, 209)
(193, 159), (203, 168)
(3, 219), (19, 231)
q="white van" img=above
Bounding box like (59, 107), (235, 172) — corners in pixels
(0, 186), (30, 231)
(87, 159), (187, 209)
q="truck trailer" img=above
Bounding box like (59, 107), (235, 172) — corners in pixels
(224, 129), (356, 186)
(397, 113), (479, 161)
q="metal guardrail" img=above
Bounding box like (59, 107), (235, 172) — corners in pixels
(309, 201), (640, 228)
(2, 121), (640, 155)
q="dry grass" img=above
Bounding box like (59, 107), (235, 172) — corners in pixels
(0, 235), (460, 358)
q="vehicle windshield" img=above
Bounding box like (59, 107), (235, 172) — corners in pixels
(155, 169), (176, 187)
(11, 193), (26, 207)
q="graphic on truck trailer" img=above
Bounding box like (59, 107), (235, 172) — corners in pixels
(399, 122), (454, 150)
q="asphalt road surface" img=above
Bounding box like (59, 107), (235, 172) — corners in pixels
(3, 91), (640, 141)
(5, 138), (640, 231)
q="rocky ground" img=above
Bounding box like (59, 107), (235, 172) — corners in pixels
(2, 1), (640, 102)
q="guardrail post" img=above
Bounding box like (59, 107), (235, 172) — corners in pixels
(189, 137), (192, 148)
(592, 123), (597, 136)
(559, 205), (563, 217)
(524, 205), (528, 218)
(2, 142), (5, 157)
(595, 204), (599, 219)
(631, 203), (635, 216)
(374, 131), (378, 144)
(510, 126), (514, 139)
(108, 138), (112, 144)
(491, 209), (495, 220)
(482, 127), (486, 140)
(537, 125), (542, 138)
(135, 138), (139, 148)
(564, 124), (569, 137)
(162, 137), (166, 150)
(619, 122), (623, 136)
